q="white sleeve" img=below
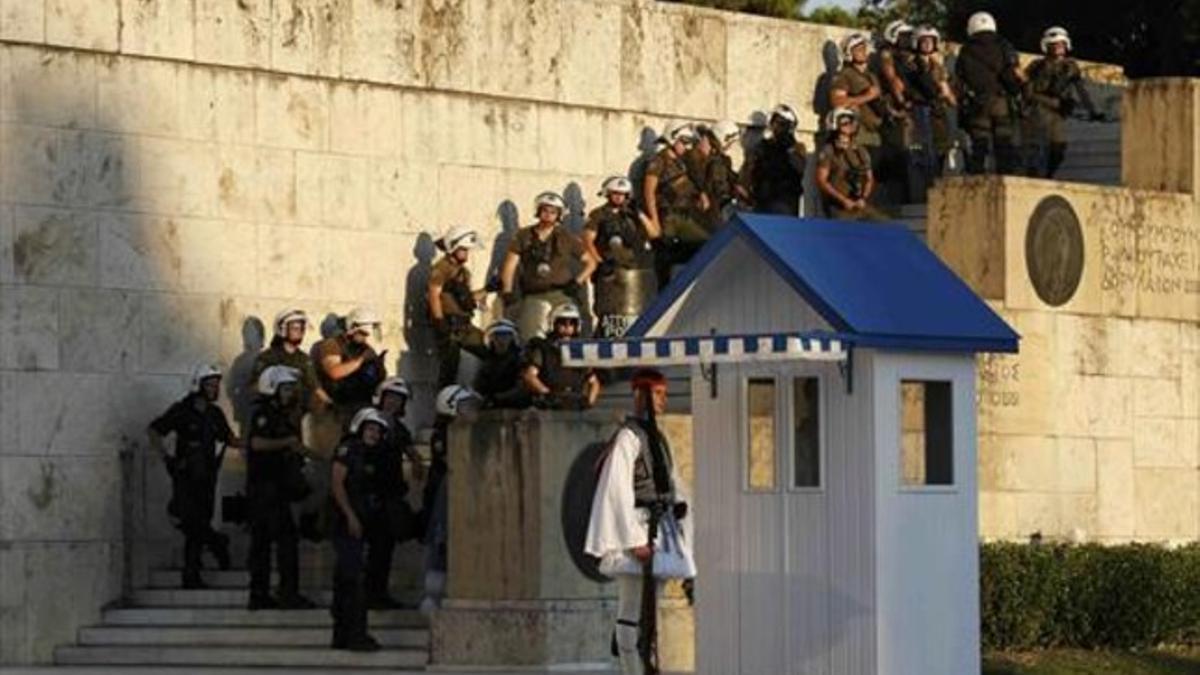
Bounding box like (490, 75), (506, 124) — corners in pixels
(584, 429), (648, 559)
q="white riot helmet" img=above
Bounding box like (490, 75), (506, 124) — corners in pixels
(967, 11), (997, 36)
(435, 385), (481, 417)
(913, 25), (941, 52)
(770, 104), (798, 127)
(599, 176), (633, 196)
(189, 363), (222, 393)
(711, 119), (741, 148)
(1041, 26), (1072, 53)
(664, 122), (697, 146)
(257, 365), (301, 396)
(344, 307), (380, 336)
(273, 308), (308, 339)
(841, 32), (871, 61)
(825, 106), (859, 131)
(548, 302), (582, 326)
(485, 318), (520, 344)
(534, 191), (566, 217)
(439, 224), (483, 252)
(372, 376), (412, 406)
(883, 20), (913, 46)
(348, 407), (390, 435)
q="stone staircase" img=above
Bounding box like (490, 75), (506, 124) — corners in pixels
(1054, 117), (1121, 185)
(53, 568), (429, 670)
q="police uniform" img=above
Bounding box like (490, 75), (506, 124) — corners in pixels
(818, 139), (889, 221)
(245, 396), (304, 606)
(314, 334), (386, 418)
(365, 418), (419, 604)
(646, 147), (708, 288)
(955, 31), (1022, 174)
(584, 204), (658, 338)
(1024, 56), (1090, 177)
(429, 256), (487, 388)
(331, 434), (402, 643)
(523, 335), (593, 410)
(474, 344), (530, 409)
(421, 419), (451, 579)
(904, 54), (954, 198)
(831, 64), (885, 149)
(506, 225), (586, 337)
(149, 393), (234, 587)
(739, 133), (808, 216)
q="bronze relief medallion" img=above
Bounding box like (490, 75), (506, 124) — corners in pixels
(1025, 195), (1085, 307)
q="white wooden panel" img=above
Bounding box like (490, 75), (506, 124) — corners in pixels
(872, 352), (980, 675)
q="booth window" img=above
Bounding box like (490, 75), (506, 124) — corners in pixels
(746, 378), (777, 491)
(793, 377), (821, 488)
(900, 380), (953, 486)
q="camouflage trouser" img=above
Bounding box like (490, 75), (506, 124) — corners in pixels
(964, 96), (1019, 175)
(825, 201), (890, 222)
(1022, 106), (1068, 178)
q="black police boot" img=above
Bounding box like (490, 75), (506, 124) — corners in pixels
(210, 532), (231, 571)
(344, 633), (381, 652)
(247, 594), (279, 611)
(330, 628), (347, 650)
(276, 592), (317, 610)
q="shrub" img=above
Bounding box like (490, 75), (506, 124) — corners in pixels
(980, 542), (1200, 650)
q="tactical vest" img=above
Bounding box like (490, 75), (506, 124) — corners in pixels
(957, 34), (1020, 101)
(532, 337), (586, 394)
(826, 142), (873, 200)
(518, 229), (573, 294)
(593, 207), (653, 270)
(654, 151), (699, 212)
(339, 439), (399, 517)
(625, 418), (676, 506)
(753, 137), (805, 206)
(443, 265), (476, 315)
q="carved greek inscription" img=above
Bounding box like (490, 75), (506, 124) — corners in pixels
(977, 354), (1020, 408)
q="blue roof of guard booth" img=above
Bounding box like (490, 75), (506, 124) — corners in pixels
(626, 214), (1020, 353)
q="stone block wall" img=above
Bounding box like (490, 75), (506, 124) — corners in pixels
(929, 175), (1200, 545)
(0, 0), (863, 664)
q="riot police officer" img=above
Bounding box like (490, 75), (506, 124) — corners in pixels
(955, 11), (1024, 175)
(739, 104), (808, 216)
(250, 309), (331, 424)
(905, 25), (958, 197)
(315, 307), (388, 423)
(644, 123), (709, 287)
(583, 176), (660, 338)
(367, 377), (424, 608)
(816, 108), (888, 221)
(148, 364), (240, 588)
(522, 303), (601, 410)
(428, 225), (490, 388)
(1024, 26), (1102, 178)
(474, 319), (530, 409)
(329, 407), (392, 651)
(696, 120), (742, 224)
(500, 192), (597, 340)
(421, 385), (482, 612)
(245, 365), (316, 610)
(830, 33), (885, 170)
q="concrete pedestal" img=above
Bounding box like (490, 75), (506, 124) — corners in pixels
(430, 409), (693, 670)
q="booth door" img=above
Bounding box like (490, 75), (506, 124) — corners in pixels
(694, 363), (832, 675)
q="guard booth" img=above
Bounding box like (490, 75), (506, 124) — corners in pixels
(562, 215), (1019, 675)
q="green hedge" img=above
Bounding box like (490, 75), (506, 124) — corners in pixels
(981, 542), (1200, 650)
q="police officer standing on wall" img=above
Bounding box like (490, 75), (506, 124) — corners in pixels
(739, 104), (808, 216)
(474, 319), (531, 409)
(816, 107), (888, 221)
(329, 407), (392, 651)
(500, 192), (597, 340)
(955, 11), (1025, 175)
(148, 364), (240, 589)
(696, 120), (743, 224)
(1024, 26), (1102, 178)
(428, 225), (490, 388)
(522, 303), (601, 410)
(583, 176), (661, 339)
(644, 123), (709, 287)
(830, 33), (886, 173)
(906, 25), (958, 196)
(245, 365), (317, 610)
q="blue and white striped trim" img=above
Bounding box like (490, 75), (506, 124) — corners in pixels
(561, 333), (848, 368)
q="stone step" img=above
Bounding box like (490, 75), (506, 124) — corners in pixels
(130, 588), (348, 608)
(78, 625), (428, 649)
(102, 607), (427, 628)
(54, 645), (427, 669)
(148, 568), (423, 590)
